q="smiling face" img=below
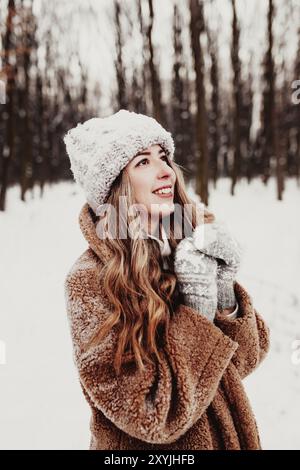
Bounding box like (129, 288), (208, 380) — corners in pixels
(125, 144), (176, 234)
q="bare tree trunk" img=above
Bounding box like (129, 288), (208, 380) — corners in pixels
(20, 0), (34, 201)
(189, 0), (208, 205)
(207, 28), (220, 187)
(147, 0), (164, 124)
(0, 0), (16, 211)
(267, 0), (283, 199)
(296, 101), (300, 185)
(243, 66), (254, 184)
(230, 0), (242, 196)
(135, 0), (148, 114)
(171, 3), (193, 169)
(294, 28), (300, 186)
(261, 0), (277, 188)
(275, 111), (285, 200)
(36, 72), (46, 195)
(114, 0), (127, 109)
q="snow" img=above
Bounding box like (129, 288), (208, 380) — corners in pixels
(0, 177), (299, 449)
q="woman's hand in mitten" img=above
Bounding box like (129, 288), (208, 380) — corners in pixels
(191, 221), (244, 311)
(174, 236), (218, 322)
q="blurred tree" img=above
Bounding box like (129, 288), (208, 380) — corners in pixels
(170, 2), (195, 174)
(133, 0), (148, 115)
(0, 0), (16, 211)
(189, 0), (209, 205)
(113, 0), (128, 110)
(207, 26), (220, 187)
(19, 0), (35, 201)
(230, 0), (242, 196)
(146, 0), (165, 125)
(260, 0), (284, 200)
(293, 27), (300, 185)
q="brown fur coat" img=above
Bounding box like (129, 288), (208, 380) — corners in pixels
(64, 203), (270, 450)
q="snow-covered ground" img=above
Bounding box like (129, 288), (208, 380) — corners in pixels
(0, 177), (299, 450)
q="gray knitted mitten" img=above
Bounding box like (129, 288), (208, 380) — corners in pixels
(192, 221), (243, 310)
(174, 236), (218, 322)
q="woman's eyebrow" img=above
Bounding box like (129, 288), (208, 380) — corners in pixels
(133, 148), (166, 159)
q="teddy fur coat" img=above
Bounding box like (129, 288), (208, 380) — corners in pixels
(64, 203), (270, 450)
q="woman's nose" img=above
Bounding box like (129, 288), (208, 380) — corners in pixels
(155, 160), (173, 178)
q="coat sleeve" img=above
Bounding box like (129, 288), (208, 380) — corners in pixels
(213, 281), (270, 380)
(64, 263), (239, 445)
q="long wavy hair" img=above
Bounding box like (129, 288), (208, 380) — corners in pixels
(86, 154), (215, 375)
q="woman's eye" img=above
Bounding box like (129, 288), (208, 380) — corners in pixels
(136, 155), (168, 167)
(136, 158), (148, 167)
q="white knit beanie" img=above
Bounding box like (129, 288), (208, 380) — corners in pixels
(63, 109), (175, 213)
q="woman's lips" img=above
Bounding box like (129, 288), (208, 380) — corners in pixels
(152, 192), (173, 199)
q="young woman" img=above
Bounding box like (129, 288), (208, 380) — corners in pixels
(63, 109), (270, 450)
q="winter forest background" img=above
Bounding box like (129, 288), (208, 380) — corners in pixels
(0, 0), (300, 450)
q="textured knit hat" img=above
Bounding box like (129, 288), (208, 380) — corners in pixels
(63, 109), (175, 213)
